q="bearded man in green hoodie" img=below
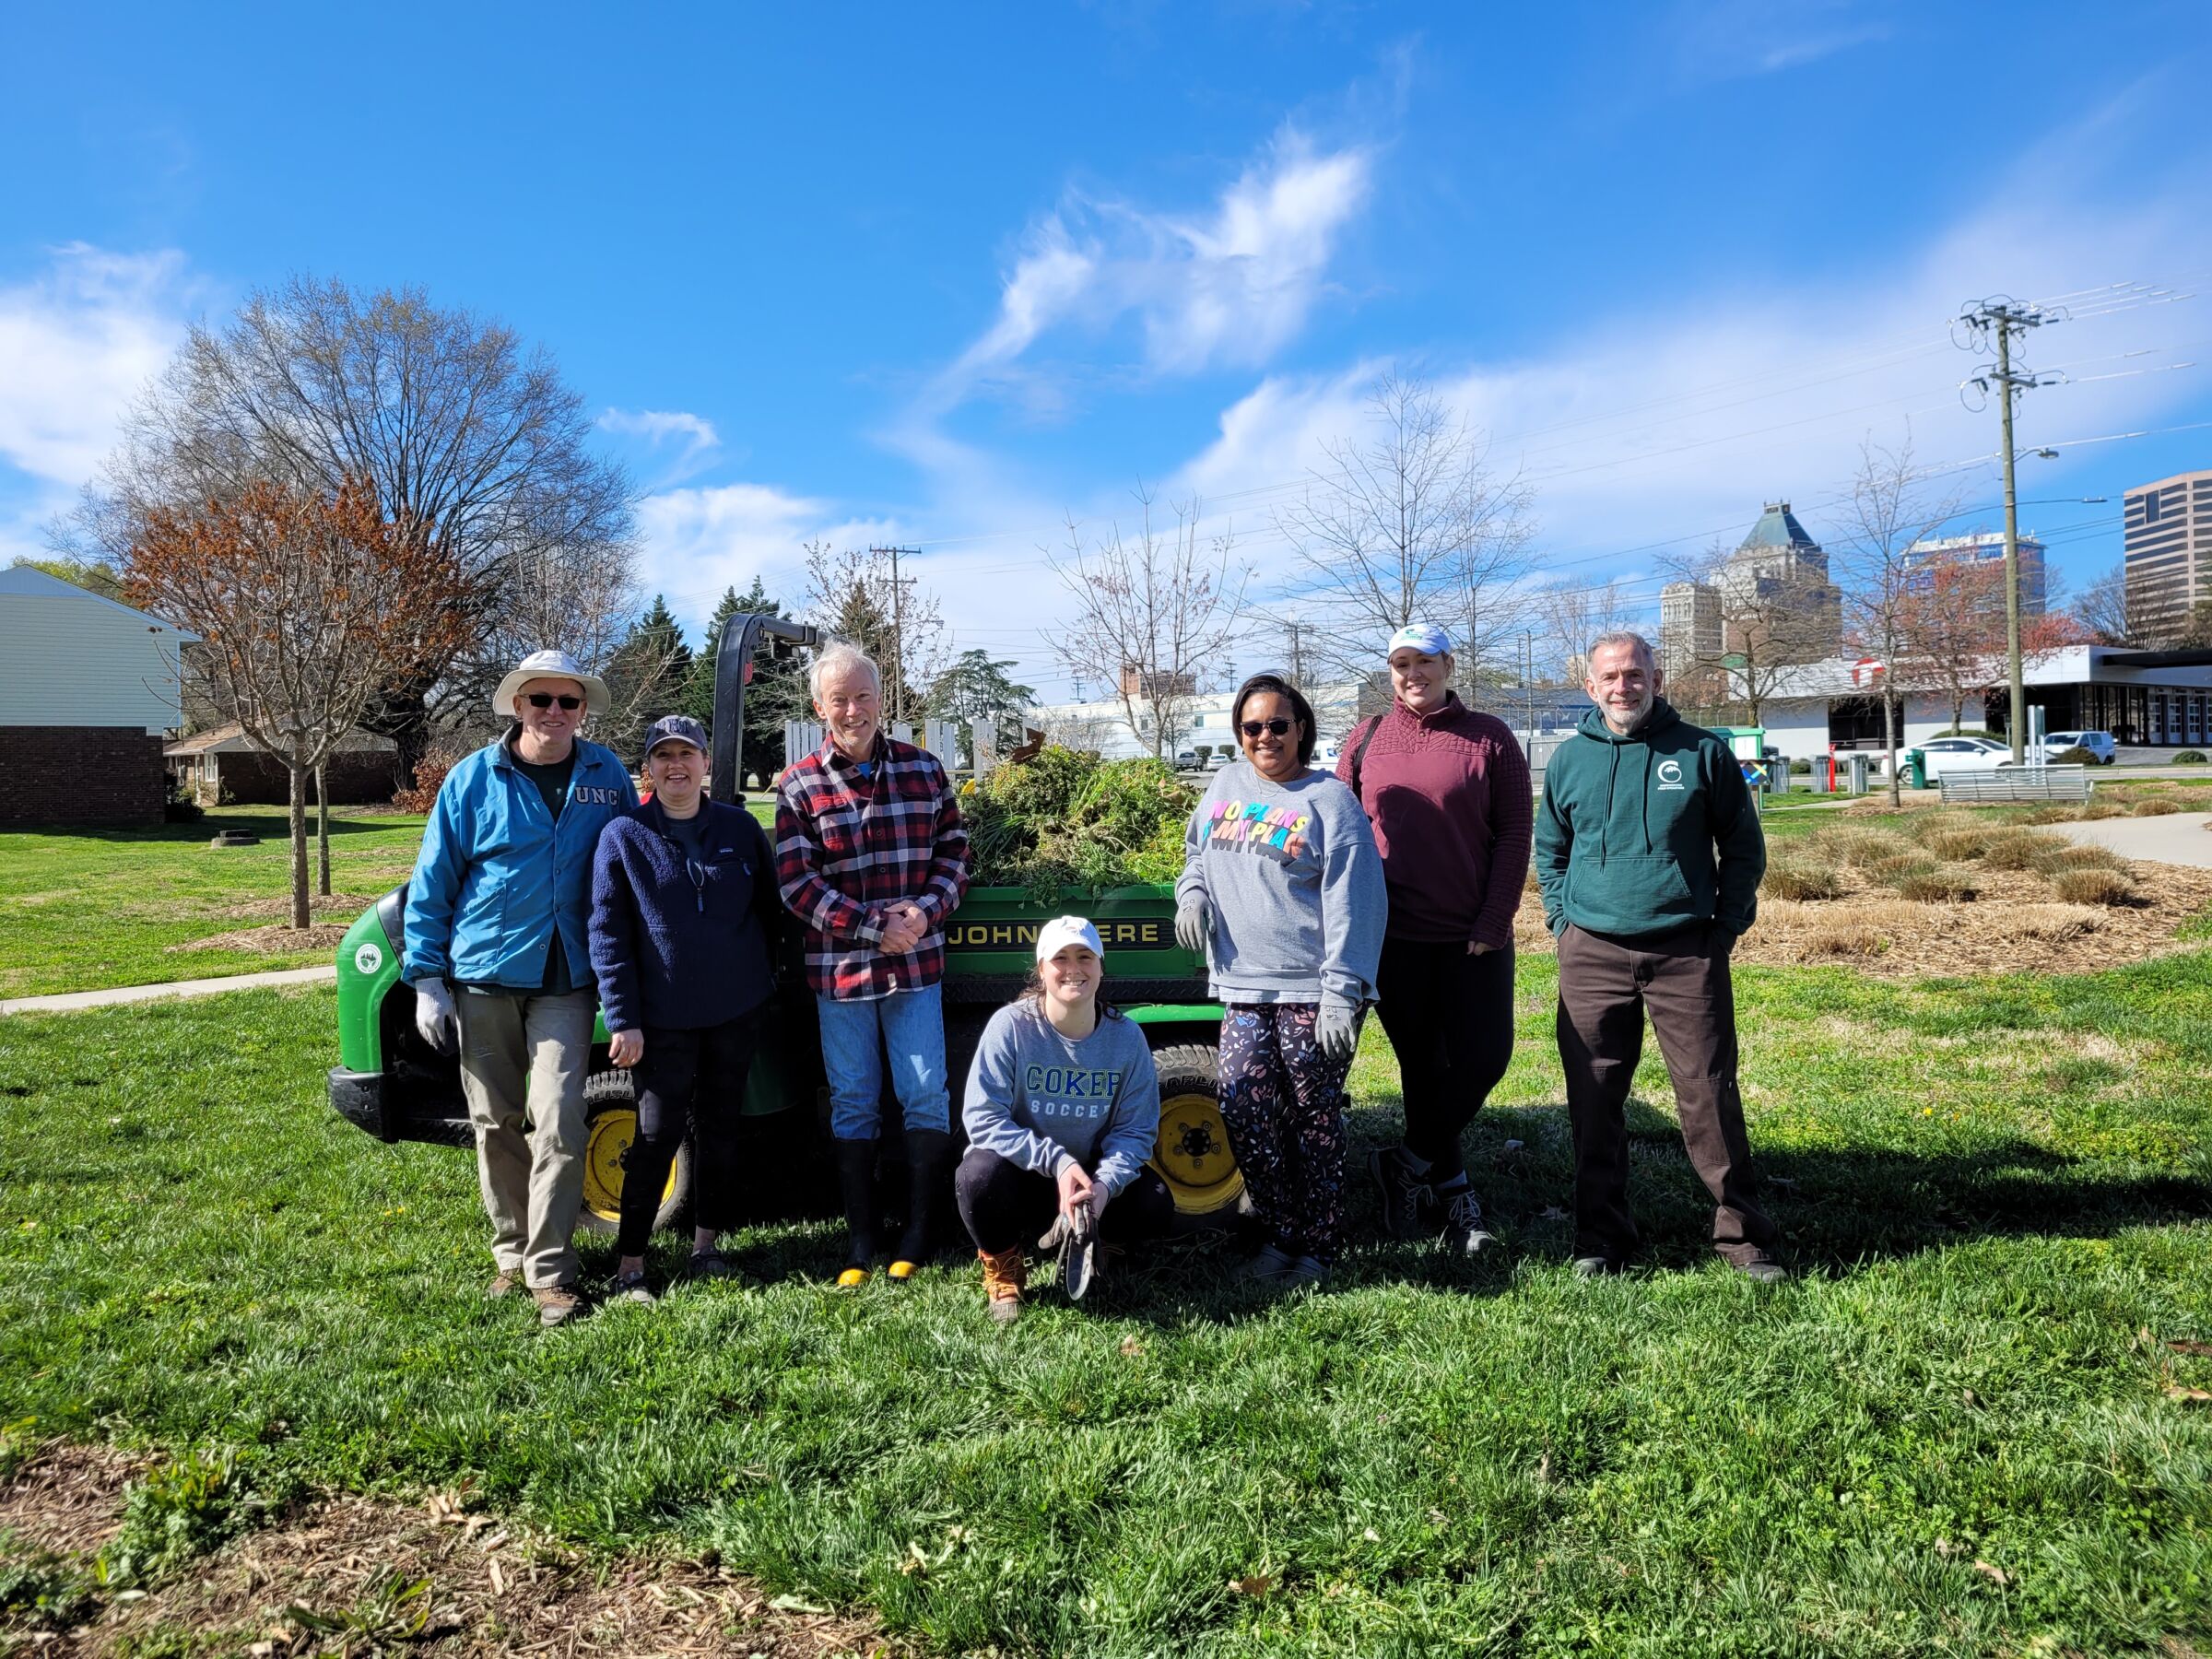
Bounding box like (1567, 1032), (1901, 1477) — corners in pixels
(1535, 631), (1783, 1283)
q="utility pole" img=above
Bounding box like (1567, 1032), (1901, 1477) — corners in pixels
(1957, 298), (2065, 763)
(871, 545), (921, 726)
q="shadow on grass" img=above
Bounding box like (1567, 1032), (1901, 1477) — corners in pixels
(29, 812), (412, 845)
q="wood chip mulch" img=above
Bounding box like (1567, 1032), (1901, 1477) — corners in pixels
(1508, 855), (2212, 979)
(1, 1442), (900, 1658)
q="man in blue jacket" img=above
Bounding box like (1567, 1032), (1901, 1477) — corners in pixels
(1535, 631), (1783, 1283)
(403, 649), (637, 1326)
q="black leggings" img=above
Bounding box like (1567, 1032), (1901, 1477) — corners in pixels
(618, 1010), (763, 1255)
(954, 1147), (1177, 1255)
(1371, 938), (1515, 1180)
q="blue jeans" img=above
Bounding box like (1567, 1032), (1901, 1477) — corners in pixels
(817, 983), (951, 1140)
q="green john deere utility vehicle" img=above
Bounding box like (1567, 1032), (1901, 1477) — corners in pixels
(326, 612), (1241, 1235)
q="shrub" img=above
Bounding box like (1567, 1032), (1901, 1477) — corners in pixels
(1761, 858), (1843, 900)
(2051, 745), (2098, 766)
(2073, 801), (2127, 820)
(2176, 750), (2207, 764)
(162, 778), (204, 824)
(1895, 865), (1977, 902)
(2131, 796), (2184, 816)
(2019, 806), (2080, 825)
(2048, 867), (2137, 906)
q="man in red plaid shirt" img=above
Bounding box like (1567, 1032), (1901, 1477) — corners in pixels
(775, 641), (971, 1287)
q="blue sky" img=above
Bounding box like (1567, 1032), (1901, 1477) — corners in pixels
(3, 0), (2208, 699)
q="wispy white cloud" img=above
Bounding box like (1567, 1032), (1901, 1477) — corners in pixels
(598, 406), (723, 486)
(0, 244), (195, 490)
(1668, 0), (1892, 85)
(926, 126), (1374, 415)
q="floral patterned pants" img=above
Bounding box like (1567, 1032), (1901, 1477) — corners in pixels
(1217, 1002), (1353, 1261)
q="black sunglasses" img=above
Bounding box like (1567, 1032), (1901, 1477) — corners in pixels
(1240, 717), (1294, 737)
(525, 693), (583, 711)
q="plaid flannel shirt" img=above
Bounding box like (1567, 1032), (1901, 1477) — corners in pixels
(774, 732), (972, 1001)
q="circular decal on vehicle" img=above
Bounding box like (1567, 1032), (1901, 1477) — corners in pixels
(354, 942), (384, 975)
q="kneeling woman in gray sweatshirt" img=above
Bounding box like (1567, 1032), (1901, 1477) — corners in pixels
(958, 915), (1174, 1323)
(1175, 673), (1385, 1283)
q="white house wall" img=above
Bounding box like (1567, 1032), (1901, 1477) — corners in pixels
(0, 593), (187, 732)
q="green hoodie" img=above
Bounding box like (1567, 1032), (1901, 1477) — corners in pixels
(1534, 700), (1765, 941)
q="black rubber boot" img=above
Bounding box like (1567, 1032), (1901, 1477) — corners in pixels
(833, 1137), (880, 1287)
(888, 1128), (956, 1279)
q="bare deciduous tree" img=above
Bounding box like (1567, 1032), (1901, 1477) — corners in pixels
(123, 477), (469, 926)
(1532, 574), (1639, 684)
(65, 276), (636, 779)
(802, 542), (946, 724)
(1664, 541), (1840, 726)
(1274, 371), (1535, 680)
(1048, 489), (1249, 761)
(1831, 435), (1965, 802)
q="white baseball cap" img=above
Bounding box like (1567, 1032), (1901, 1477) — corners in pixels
(1034, 915), (1104, 962)
(1387, 623), (1453, 657)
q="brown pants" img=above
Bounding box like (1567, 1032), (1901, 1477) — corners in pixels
(1555, 923), (1778, 1266)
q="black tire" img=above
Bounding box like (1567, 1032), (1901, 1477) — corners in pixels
(576, 1065), (692, 1237)
(1146, 1039), (1246, 1220)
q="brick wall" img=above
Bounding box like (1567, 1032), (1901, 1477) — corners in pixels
(203, 748), (400, 806)
(0, 726), (166, 826)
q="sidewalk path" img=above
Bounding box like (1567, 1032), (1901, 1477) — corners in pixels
(2057, 813), (2212, 869)
(1, 964), (337, 1017)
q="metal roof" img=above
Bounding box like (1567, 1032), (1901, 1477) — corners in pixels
(1736, 500), (1819, 552)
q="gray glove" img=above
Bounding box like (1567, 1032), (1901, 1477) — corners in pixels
(410, 976), (456, 1056)
(1174, 900), (1212, 956)
(1316, 1001), (1359, 1063)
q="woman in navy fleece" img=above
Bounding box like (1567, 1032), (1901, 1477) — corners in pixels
(588, 714), (780, 1300)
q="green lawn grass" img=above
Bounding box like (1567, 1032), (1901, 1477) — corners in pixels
(3, 958), (2208, 1655)
(0, 802), (776, 1000)
(0, 808), (426, 998)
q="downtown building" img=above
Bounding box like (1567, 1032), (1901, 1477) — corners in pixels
(2124, 469), (2212, 637)
(1900, 531), (2048, 618)
(1658, 500), (1841, 686)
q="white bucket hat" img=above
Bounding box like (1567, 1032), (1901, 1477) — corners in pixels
(491, 648), (611, 718)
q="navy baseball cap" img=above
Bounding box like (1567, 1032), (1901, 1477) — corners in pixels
(641, 714), (709, 758)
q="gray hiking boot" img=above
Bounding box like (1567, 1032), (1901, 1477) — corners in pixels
(1245, 1242), (1298, 1282)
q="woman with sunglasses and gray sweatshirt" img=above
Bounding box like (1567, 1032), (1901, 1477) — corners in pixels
(1174, 673), (1385, 1284)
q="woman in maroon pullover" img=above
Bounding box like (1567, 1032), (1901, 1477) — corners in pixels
(1336, 623), (1532, 1253)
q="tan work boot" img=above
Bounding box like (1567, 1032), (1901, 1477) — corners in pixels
(487, 1270), (522, 1300)
(980, 1246), (1027, 1324)
(533, 1285), (590, 1328)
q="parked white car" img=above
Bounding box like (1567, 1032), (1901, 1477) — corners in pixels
(2044, 729), (2118, 764)
(1917, 735), (2021, 781)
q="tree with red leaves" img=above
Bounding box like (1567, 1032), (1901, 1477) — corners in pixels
(124, 477), (470, 927)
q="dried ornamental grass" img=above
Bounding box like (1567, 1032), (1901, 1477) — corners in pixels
(1998, 903), (2103, 942)
(2019, 806), (2081, 825)
(2047, 866), (2137, 906)
(1762, 858), (1844, 901)
(1868, 852), (1938, 884)
(1924, 828), (1992, 860)
(1827, 829), (1914, 867)
(1983, 830), (2062, 871)
(2074, 801), (2128, 820)
(1800, 921), (1891, 958)
(2034, 843), (2130, 875)
(2132, 796), (2184, 816)
(1895, 865), (1979, 903)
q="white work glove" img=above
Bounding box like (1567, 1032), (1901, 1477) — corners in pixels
(1316, 1002), (1359, 1063)
(1174, 900), (1212, 956)
(410, 976), (456, 1056)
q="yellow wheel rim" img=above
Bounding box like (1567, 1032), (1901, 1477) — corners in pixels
(581, 1107), (677, 1224)
(1149, 1089), (1245, 1216)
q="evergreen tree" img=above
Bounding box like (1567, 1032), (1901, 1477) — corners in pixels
(600, 594), (692, 761)
(927, 649), (1036, 767)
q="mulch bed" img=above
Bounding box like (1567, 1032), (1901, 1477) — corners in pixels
(1, 1442), (898, 1658)
(1510, 857), (2212, 979)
